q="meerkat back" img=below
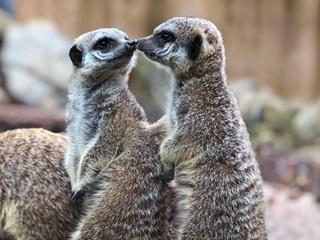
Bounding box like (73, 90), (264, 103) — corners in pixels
(136, 17), (267, 239)
(0, 128), (80, 240)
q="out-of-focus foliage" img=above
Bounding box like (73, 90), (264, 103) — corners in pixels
(130, 53), (172, 121)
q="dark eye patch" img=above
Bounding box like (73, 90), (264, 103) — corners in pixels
(94, 37), (115, 50)
(155, 30), (175, 47)
(159, 31), (175, 42)
(188, 35), (202, 60)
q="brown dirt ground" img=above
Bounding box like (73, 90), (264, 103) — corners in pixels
(264, 184), (320, 240)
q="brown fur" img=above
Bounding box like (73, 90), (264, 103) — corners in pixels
(65, 28), (139, 194)
(66, 29), (168, 239)
(137, 17), (267, 239)
(0, 128), (80, 240)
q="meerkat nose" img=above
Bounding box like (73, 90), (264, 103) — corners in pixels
(127, 40), (137, 47)
(134, 39), (143, 49)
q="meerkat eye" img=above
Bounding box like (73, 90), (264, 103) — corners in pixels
(94, 38), (114, 50)
(161, 33), (170, 41)
(155, 31), (175, 47)
(159, 31), (175, 42)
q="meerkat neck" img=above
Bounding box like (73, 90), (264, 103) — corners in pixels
(175, 68), (228, 93)
(168, 67), (238, 126)
(72, 71), (129, 91)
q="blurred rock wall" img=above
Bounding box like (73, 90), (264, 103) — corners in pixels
(13, 0), (320, 101)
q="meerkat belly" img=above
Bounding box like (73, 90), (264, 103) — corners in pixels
(182, 153), (263, 225)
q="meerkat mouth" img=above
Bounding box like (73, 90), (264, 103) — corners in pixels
(110, 50), (135, 68)
(127, 40), (137, 49)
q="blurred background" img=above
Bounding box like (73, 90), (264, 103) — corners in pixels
(0, 0), (319, 239)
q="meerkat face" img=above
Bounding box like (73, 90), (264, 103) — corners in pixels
(136, 17), (225, 78)
(69, 28), (136, 80)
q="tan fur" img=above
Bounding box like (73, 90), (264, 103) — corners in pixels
(137, 17), (267, 239)
(66, 29), (168, 239)
(0, 128), (80, 240)
(65, 28), (139, 194)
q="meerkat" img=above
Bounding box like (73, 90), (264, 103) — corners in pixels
(66, 28), (168, 239)
(136, 17), (267, 239)
(0, 128), (80, 240)
(65, 28), (139, 198)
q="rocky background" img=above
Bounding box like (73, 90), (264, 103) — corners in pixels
(0, 2), (320, 239)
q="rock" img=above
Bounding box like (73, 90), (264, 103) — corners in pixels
(257, 145), (320, 198)
(0, 104), (66, 133)
(234, 86), (296, 148)
(0, 20), (72, 108)
(291, 101), (320, 146)
(232, 81), (320, 149)
(297, 147), (320, 201)
(0, 8), (13, 34)
(0, 86), (9, 103)
(264, 184), (320, 240)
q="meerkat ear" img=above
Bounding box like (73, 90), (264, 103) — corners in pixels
(188, 35), (202, 60)
(69, 45), (83, 67)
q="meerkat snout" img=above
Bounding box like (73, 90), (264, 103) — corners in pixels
(127, 40), (137, 47)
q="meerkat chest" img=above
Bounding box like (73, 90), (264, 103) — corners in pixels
(70, 94), (105, 146)
(170, 92), (191, 127)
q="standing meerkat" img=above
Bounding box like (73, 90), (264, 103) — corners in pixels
(0, 128), (80, 240)
(136, 17), (267, 239)
(66, 29), (168, 239)
(65, 28), (139, 198)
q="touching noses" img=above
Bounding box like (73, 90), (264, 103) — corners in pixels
(127, 40), (137, 47)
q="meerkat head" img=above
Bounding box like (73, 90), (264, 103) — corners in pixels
(136, 17), (225, 79)
(69, 28), (136, 85)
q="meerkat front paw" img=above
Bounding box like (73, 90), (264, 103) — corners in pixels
(69, 174), (93, 205)
(160, 144), (176, 179)
(69, 187), (88, 206)
(70, 158), (105, 206)
(161, 164), (175, 183)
